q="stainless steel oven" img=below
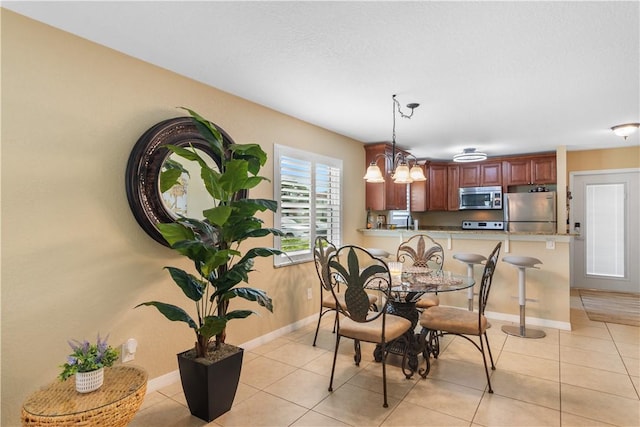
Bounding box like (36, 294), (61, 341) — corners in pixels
(458, 186), (503, 210)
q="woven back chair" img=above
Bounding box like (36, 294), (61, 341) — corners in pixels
(326, 245), (412, 408)
(419, 241), (502, 391)
(312, 237), (377, 346)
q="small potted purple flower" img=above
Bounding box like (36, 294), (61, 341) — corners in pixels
(59, 334), (119, 393)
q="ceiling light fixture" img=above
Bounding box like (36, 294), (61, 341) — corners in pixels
(611, 123), (640, 140)
(363, 94), (426, 184)
(453, 148), (488, 163)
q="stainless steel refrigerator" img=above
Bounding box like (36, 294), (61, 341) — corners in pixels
(504, 192), (557, 233)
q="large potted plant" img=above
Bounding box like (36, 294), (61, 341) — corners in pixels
(136, 108), (284, 422)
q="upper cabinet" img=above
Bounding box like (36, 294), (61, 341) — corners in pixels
(410, 162), (456, 212)
(410, 164), (428, 212)
(503, 154), (556, 187)
(427, 163), (449, 211)
(457, 161), (502, 187)
(365, 147), (557, 212)
(364, 143), (408, 211)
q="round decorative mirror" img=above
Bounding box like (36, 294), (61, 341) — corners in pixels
(125, 116), (237, 246)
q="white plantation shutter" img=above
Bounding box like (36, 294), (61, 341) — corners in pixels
(274, 145), (342, 266)
(315, 162), (341, 243)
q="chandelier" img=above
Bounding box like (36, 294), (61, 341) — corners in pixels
(363, 95), (426, 184)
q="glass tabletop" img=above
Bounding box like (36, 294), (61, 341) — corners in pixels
(388, 268), (474, 302)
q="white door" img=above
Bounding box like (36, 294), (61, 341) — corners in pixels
(570, 169), (639, 292)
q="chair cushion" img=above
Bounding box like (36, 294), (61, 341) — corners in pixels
(419, 306), (487, 335)
(323, 292), (377, 310)
(339, 313), (412, 343)
(415, 295), (440, 309)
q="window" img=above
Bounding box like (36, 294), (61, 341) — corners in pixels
(273, 145), (342, 266)
(585, 182), (625, 277)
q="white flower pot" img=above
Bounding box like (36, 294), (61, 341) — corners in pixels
(75, 367), (104, 393)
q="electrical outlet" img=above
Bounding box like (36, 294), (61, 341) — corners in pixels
(307, 288), (313, 300)
(121, 338), (138, 363)
(546, 239), (555, 250)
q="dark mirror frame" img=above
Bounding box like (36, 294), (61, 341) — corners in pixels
(125, 116), (237, 246)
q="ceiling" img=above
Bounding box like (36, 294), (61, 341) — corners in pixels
(4, 1), (639, 160)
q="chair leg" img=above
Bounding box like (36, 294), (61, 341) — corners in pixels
(479, 335), (493, 393)
(353, 339), (362, 366)
(483, 332), (496, 370)
(312, 307), (324, 346)
(329, 335), (341, 392)
(380, 342), (389, 408)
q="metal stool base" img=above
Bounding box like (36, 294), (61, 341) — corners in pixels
(501, 325), (546, 338)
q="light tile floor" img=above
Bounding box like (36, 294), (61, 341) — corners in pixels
(130, 290), (640, 426)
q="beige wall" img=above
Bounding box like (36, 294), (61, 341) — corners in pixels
(1, 10), (367, 423)
(567, 146), (640, 176)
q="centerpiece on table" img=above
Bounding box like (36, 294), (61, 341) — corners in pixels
(59, 335), (119, 393)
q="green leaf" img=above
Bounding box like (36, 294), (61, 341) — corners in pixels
(135, 302), (198, 330)
(165, 144), (202, 162)
(203, 206), (232, 226)
(219, 159), (250, 194)
(165, 267), (205, 301)
(229, 143), (268, 168)
(200, 165), (223, 200)
(239, 247), (286, 264)
(159, 158), (189, 193)
(199, 316), (227, 339)
(158, 222), (195, 247)
(225, 309), (255, 320)
(179, 107), (224, 159)
(231, 288), (273, 312)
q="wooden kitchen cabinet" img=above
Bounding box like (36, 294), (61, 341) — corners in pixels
(503, 154), (556, 187)
(458, 162), (502, 187)
(427, 163), (448, 211)
(410, 164), (427, 212)
(365, 143), (408, 211)
(410, 162), (449, 212)
(447, 164), (460, 211)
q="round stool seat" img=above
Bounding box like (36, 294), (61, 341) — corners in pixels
(453, 253), (486, 265)
(503, 256), (542, 268)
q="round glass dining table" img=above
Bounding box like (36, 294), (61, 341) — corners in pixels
(373, 267), (475, 378)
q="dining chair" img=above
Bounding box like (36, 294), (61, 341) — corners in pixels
(418, 241), (502, 391)
(312, 237), (377, 346)
(396, 234), (444, 309)
(326, 245), (413, 408)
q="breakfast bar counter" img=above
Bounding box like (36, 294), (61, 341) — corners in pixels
(359, 227), (573, 330)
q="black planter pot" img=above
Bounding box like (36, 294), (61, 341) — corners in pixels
(177, 345), (244, 422)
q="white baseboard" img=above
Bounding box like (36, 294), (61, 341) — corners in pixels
(146, 313), (318, 394)
(485, 310), (572, 331)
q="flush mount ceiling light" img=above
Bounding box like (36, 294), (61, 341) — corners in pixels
(611, 123), (640, 140)
(453, 148), (488, 163)
(363, 94), (426, 184)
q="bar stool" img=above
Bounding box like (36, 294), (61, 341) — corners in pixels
(452, 253), (487, 311)
(501, 256), (546, 338)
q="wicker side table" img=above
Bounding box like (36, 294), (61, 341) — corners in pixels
(21, 365), (147, 427)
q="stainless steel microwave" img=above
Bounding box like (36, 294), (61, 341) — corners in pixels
(459, 186), (503, 210)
